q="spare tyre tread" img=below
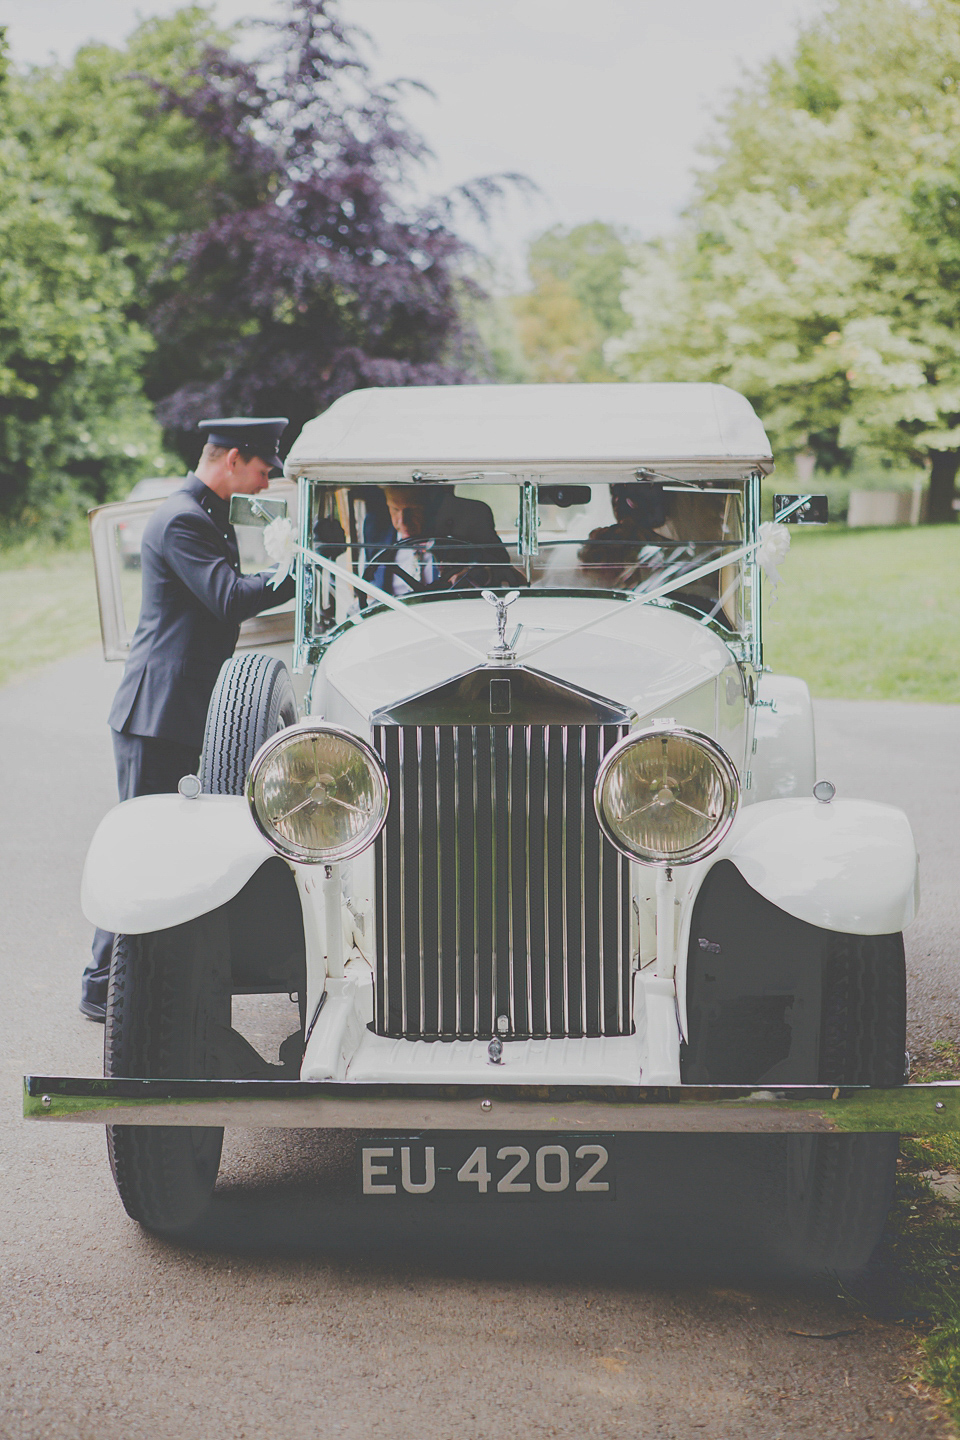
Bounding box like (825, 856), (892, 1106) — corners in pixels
(200, 652), (297, 795)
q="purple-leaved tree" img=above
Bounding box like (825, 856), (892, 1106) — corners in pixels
(146, 0), (527, 459)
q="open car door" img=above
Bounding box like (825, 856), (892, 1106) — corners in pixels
(88, 480), (297, 662)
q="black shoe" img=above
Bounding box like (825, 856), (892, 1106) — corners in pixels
(79, 997), (106, 1023)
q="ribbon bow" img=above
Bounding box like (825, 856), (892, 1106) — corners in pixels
(755, 521), (791, 597)
(264, 516), (297, 589)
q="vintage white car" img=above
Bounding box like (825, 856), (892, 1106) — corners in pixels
(26, 383), (958, 1271)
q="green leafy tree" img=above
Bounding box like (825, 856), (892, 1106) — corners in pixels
(512, 221), (632, 381)
(0, 36), (163, 532)
(11, 8), (252, 407)
(610, 0), (960, 521)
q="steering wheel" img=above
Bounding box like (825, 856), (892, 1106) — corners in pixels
(365, 536), (492, 594)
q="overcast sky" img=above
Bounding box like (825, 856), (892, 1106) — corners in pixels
(2, 0), (827, 281)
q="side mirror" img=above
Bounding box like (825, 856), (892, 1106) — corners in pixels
(773, 494), (828, 524)
(229, 494), (288, 527)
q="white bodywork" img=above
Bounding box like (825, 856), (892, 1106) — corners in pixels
(81, 795), (273, 934)
(82, 382), (919, 1096)
(318, 597), (748, 750)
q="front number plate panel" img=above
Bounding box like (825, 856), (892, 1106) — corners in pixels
(357, 1132), (616, 1201)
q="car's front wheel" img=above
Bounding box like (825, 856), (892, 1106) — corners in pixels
(683, 863), (907, 1272)
(777, 931), (905, 1273)
(104, 918), (229, 1234)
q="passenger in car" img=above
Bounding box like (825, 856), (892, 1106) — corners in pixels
(577, 482), (670, 572)
(362, 486), (526, 594)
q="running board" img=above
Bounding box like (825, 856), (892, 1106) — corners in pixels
(22, 1076), (960, 1134)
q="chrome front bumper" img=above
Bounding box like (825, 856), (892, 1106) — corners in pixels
(22, 1076), (960, 1133)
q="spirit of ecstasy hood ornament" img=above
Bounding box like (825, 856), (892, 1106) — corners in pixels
(482, 589), (521, 661)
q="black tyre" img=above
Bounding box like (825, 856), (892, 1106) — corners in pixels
(781, 931), (905, 1274)
(200, 652), (297, 795)
(104, 918), (229, 1234)
(682, 863), (906, 1272)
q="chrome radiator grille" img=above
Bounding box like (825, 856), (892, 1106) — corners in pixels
(372, 724), (633, 1040)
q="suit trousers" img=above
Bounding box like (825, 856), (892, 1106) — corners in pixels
(82, 730), (200, 1005)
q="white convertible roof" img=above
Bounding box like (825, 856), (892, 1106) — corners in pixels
(284, 382), (774, 482)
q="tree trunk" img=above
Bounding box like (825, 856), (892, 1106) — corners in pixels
(927, 451), (959, 524)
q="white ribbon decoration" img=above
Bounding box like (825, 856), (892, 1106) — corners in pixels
(755, 520), (791, 597)
(299, 544), (487, 660)
(521, 520), (793, 662)
(284, 518), (792, 660)
(264, 516), (297, 589)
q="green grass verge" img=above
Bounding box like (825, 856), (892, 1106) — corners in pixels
(0, 540), (103, 687)
(874, 1043), (960, 1424)
(762, 523), (960, 702)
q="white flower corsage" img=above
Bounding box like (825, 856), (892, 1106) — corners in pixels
(755, 521), (791, 597)
(263, 516), (297, 589)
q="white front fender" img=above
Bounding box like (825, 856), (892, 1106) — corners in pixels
(81, 794), (276, 934)
(725, 796), (919, 936)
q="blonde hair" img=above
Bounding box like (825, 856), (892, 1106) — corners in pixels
(201, 441), (231, 462)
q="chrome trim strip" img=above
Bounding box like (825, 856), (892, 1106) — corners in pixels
(581, 725), (591, 1036)
(398, 727), (407, 1036)
(560, 724), (569, 1033)
(472, 728), (480, 1037)
(454, 725), (462, 1037)
(506, 724), (516, 1035)
(372, 665), (635, 729)
(24, 1077), (960, 1135)
(524, 726), (534, 1035)
(417, 725), (425, 1035)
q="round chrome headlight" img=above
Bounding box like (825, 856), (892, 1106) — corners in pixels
(594, 727), (739, 866)
(247, 723), (389, 864)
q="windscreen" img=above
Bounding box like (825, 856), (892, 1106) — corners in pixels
(306, 479), (748, 632)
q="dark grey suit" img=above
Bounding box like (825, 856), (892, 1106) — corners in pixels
(83, 473), (295, 1010)
(108, 473), (294, 747)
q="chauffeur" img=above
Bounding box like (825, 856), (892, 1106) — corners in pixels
(80, 417), (297, 1020)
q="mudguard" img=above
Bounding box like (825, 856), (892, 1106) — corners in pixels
(723, 796), (919, 936)
(81, 794), (276, 934)
(672, 795), (918, 1045)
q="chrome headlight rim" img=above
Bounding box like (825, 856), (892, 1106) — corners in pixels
(246, 721), (390, 865)
(593, 725), (740, 867)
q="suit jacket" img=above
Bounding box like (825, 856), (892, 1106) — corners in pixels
(362, 492), (523, 592)
(108, 473), (295, 748)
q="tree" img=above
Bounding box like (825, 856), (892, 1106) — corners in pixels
(512, 222), (632, 382)
(610, 0), (960, 520)
(144, 0), (522, 459)
(0, 37), (163, 530)
(12, 8), (247, 290)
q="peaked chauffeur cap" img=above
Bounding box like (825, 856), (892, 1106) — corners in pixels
(198, 416), (288, 469)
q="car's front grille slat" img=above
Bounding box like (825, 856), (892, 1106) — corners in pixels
(374, 723), (632, 1040)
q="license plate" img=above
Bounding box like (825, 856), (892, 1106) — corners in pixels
(356, 1133), (615, 1201)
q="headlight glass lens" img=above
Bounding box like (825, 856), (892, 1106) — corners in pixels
(248, 725), (389, 863)
(595, 728), (739, 865)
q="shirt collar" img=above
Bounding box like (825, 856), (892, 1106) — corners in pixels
(184, 471), (231, 525)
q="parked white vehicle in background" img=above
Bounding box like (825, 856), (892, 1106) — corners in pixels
(27, 383), (956, 1273)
